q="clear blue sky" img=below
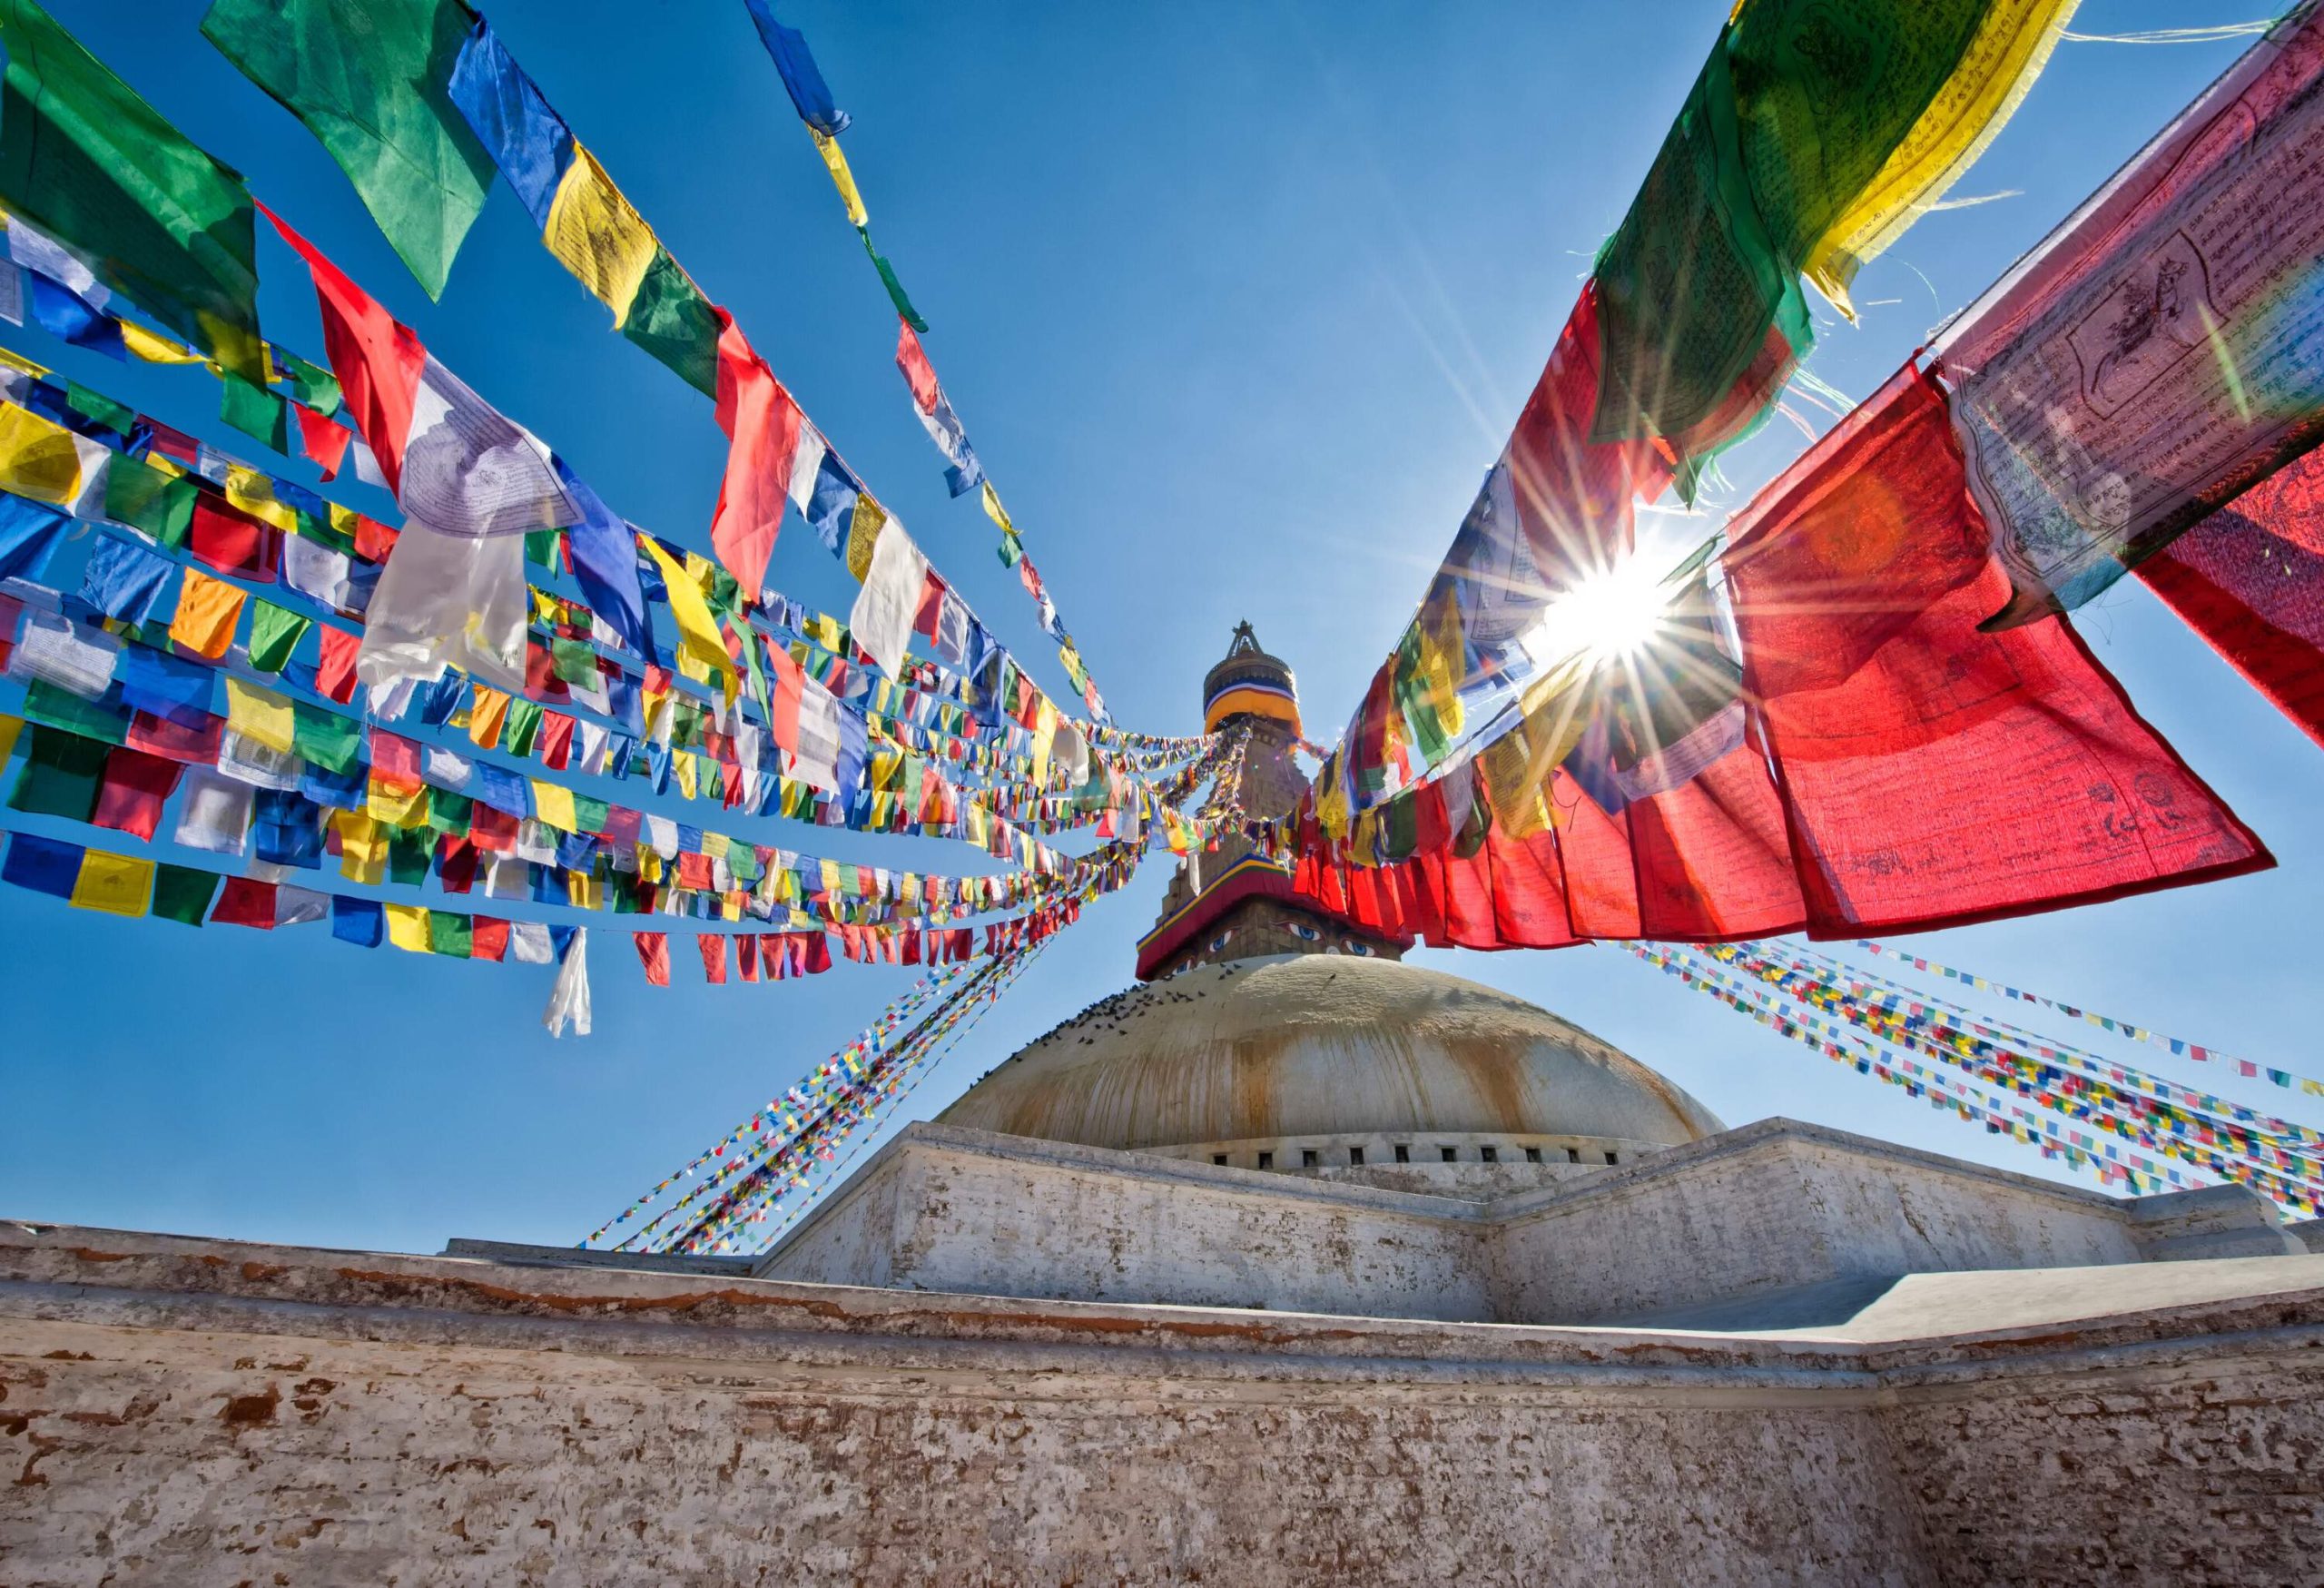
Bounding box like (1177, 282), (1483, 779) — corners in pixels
(6, 1), (2318, 1254)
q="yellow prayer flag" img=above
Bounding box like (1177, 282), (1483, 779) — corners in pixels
(224, 677), (296, 755)
(843, 490), (886, 581)
(121, 321), (201, 364)
(531, 778), (578, 833)
(1805, 0), (2078, 313)
(0, 347), (46, 377)
(367, 775), (428, 827)
(979, 481), (1014, 538)
(332, 810), (387, 885)
(169, 567), (247, 660)
(328, 502), (362, 540)
(675, 752), (699, 801)
(566, 870), (601, 911)
(0, 402), (100, 506)
(0, 713), (22, 771)
(69, 850), (153, 917)
(224, 467), (299, 534)
(386, 903), (432, 953)
(543, 144), (659, 324)
(810, 129), (869, 226)
(638, 533), (728, 685)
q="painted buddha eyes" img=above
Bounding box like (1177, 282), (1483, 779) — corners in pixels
(1289, 922), (1322, 942)
(1342, 939), (1374, 957)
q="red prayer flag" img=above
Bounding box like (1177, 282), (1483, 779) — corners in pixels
(294, 405), (352, 480)
(316, 624), (361, 704)
(895, 320), (940, 414)
(635, 931), (671, 987)
(125, 710), (222, 766)
(92, 747), (183, 841)
(1723, 367), (2271, 937)
(470, 916), (508, 962)
(735, 932), (761, 982)
(2138, 450), (2324, 751)
(262, 204), (425, 494)
(211, 876), (278, 928)
(537, 711), (576, 771)
(709, 310), (802, 603)
(189, 496), (280, 581)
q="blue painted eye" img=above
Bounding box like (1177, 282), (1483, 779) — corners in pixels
(1208, 932), (1233, 952)
(1289, 922), (1321, 942)
(1343, 939), (1374, 957)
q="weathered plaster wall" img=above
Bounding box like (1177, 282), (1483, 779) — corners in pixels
(768, 1129), (1492, 1321)
(762, 1121), (2303, 1329)
(1875, 1319), (2324, 1588)
(5, 1228), (2323, 1586)
(1484, 1124), (2297, 1326)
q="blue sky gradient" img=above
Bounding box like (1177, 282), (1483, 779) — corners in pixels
(5, 1), (2319, 1254)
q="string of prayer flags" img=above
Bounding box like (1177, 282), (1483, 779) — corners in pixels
(737, 1), (1108, 717)
(1720, 365), (2271, 935)
(0, 0), (264, 380)
(1320, 0), (2079, 816)
(1853, 937), (2324, 1099)
(1666, 941), (2324, 1208)
(202, 0), (496, 299)
(1935, 4), (2324, 626)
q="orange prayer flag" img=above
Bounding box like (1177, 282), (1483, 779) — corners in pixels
(168, 567), (247, 659)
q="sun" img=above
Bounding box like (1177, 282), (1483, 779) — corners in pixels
(1547, 556), (1673, 663)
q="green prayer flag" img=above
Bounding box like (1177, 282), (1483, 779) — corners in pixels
(290, 700), (362, 772)
(549, 636), (597, 687)
(619, 243), (721, 398)
(1727, 0), (1993, 287)
(572, 792), (609, 835)
(7, 724), (108, 818)
(63, 380), (135, 438)
(504, 698), (543, 755)
(427, 907), (472, 958)
(0, 0), (264, 379)
(20, 681), (126, 745)
(706, 564), (742, 616)
(246, 599), (311, 673)
(387, 824), (430, 884)
(200, 0), (493, 300)
(150, 863), (219, 925)
(857, 224), (926, 331)
(1591, 44), (1810, 475)
(426, 787), (472, 835)
(525, 528), (562, 568)
(275, 350), (340, 414)
(220, 371), (290, 454)
(103, 459), (197, 548)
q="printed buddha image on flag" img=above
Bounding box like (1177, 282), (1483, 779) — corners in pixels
(1939, 6), (2324, 626)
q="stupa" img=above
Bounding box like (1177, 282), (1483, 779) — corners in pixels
(5, 628), (2322, 1584)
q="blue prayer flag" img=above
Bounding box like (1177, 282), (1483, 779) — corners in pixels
(743, 0), (852, 135)
(804, 454), (859, 556)
(26, 272), (124, 360)
(0, 494), (70, 583)
(78, 534), (173, 625)
(446, 17), (576, 230)
(1, 831), (82, 898)
(554, 457), (652, 658)
(330, 894), (383, 947)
